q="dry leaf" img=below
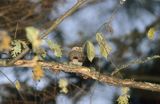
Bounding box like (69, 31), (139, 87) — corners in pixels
(96, 33), (112, 58)
(0, 31), (11, 51)
(32, 63), (44, 80)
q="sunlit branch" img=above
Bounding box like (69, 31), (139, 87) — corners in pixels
(1, 59), (160, 93)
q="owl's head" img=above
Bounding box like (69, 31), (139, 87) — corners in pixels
(69, 46), (85, 65)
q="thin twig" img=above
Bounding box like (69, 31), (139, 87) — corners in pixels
(111, 55), (160, 76)
(41, 0), (87, 39)
(0, 70), (26, 103)
(89, 3), (122, 104)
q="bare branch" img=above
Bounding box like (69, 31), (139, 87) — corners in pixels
(111, 55), (160, 76)
(1, 59), (159, 93)
(41, 0), (87, 39)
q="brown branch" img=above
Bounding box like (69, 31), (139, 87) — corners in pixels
(3, 59), (160, 93)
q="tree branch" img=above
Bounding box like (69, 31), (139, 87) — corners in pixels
(111, 55), (160, 76)
(1, 59), (160, 93)
(41, 0), (87, 39)
(8, 0), (87, 65)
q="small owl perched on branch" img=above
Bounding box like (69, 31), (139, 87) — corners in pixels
(69, 46), (98, 69)
(68, 47), (85, 66)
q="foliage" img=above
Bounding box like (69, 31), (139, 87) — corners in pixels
(117, 87), (130, 104)
(86, 41), (95, 62)
(15, 80), (21, 90)
(147, 27), (156, 40)
(11, 40), (23, 57)
(26, 26), (42, 52)
(58, 78), (69, 94)
(96, 33), (112, 58)
(32, 63), (44, 81)
(47, 40), (62, 57)
(32, 56), (44, 81)
(85, 33), (112, 62)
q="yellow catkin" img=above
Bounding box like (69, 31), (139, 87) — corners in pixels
(147, 27), (156, 40)
(32, 63), (44, 80)
(58, 78), (69, 94)
(15, 80), (21, 90)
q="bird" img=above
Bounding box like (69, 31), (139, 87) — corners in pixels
(68, 47), (85, 66)
(68, 46), (98, 69)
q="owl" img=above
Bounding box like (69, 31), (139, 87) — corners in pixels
(68, 47), (85, 66)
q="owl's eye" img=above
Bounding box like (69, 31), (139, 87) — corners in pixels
(73, 56), (78, 60)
